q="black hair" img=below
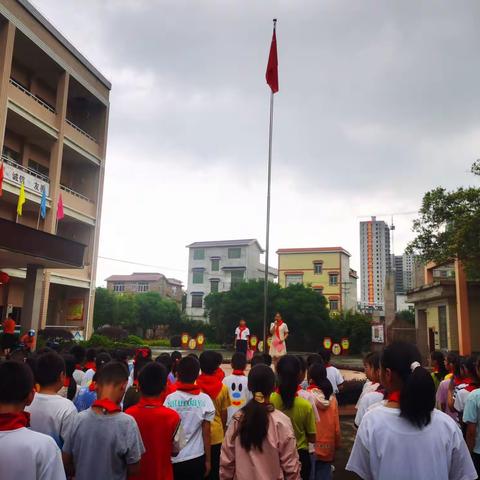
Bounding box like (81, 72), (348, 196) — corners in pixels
(0, 361), (34, 403)
(96, 361), (129, 386)
(155, 353), (173, 372)
(86, 348), (96, 362)
(62, 354), (78, 401)
(239, 365), (275, 452)
(138, 362), (167, 396)
(381, 342), (435, 428)
(277, 355), (301, 410)
(35, 352), (65, 387)
(262, 353), (272, 367)
(113, 348), (129, 364)
(430, 351), (448, 382)
(318, 348), (331, 364)
(70, 345), (86, 364)
(307, 353), (323, 367)
(96, 352), (112, 371)
(251, 353), (266, 368)
(199, 351), (217, 375)
(231, 352), (247, 371)
(134, 357), (152, 381)
(308, 363), (333, 400)
(214, 351), (223, 367)
(297, 355), (307, 378)
(187, 353), (199, 359)
(171, 350), (182, 375)
(178, 356), (200, 383)
(462, 356), (479, 383)
(365, 351), (380, 370)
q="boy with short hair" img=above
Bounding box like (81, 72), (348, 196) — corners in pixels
(197, 351), (231, 480)
(165, 356), (215, 480)
(25, 351), (77, 447)
(126, 362), (184, 480)
(63, 361), (145, 480)
(319, 348), (344, 394)
(222, 352), (251, 425)
(0, 361), (66, 479)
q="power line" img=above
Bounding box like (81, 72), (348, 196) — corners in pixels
(97, 255), (186, 273)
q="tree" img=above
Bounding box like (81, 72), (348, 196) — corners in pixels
(407, 162), (480, 278)
(396, 309), (415, 326)
(93, 287), (116, 329)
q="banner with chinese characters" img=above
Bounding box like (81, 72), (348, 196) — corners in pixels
(3, 162), (50, 196)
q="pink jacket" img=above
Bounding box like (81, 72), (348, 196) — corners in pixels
(220, 408), (301, 480)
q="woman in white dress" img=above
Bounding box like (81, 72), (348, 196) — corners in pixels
(269, 312), (289, 368)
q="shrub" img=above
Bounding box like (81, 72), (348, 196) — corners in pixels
(170, 335), (181, 348)
(127, 335), (145, 345)
(96, 325), (129, 341)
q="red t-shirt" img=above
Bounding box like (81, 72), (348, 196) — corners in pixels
(3, 318), (15, 334)
(126, 397), (180, 480)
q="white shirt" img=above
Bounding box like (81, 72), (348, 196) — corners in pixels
(356, 381), (380, 409)
(347, 405), (477, 480)
(326, 366), (344, 394)
(81, 368), (95, 387)
(25, 393), (77, 447)
(73, 368), (85, 386)
(454, 387), (472, 414)
(355, 391), (384, 427)
(235, 327), (250, 341)
(165, 390), (215, 463)
(223, 374), (252, 425)
(0, 427), (66, 480)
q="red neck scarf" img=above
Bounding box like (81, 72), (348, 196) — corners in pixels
(175, 382), (201, 395)
(84, 362), (96, 371)
(197, 373), (223, 399)
(275, 319), (284, 339)
(238, 325), (247, 336)
(137, 396), (164, 408)
(0, 412), (30, 431)
(387, 390), (401, 403)
(232, 370), (245, 376)
(307, 383), (319, 391)
(214, 368), (225, 381)
(92, 399), (121, 413)
(88, 381), (97, 392)
(63, 377), (71, 388)
(75, 364), (83, 371)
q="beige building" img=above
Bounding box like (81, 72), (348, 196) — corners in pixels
(106, 273), (183, 305)
(0, 0), (110, 339)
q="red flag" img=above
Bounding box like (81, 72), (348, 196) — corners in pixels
(0, 161), (3, 196)
(266, 26), (279, 93)
(57, 193), (64, 220)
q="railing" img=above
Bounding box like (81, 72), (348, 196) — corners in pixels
(2, 155), (50, 184)
(60, 184), (94, 203)
(9, 78), (56, 114)
(66, 118), (98, 144)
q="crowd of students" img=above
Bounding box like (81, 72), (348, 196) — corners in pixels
(0, 341), (479, 479)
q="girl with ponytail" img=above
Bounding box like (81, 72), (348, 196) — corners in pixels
(220, 364), (300, 480)
(347, 341), (476, 480)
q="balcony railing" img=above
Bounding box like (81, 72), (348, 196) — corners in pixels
(60, 184), (94, 204)
(9, 78), (56, 114)
(2, 155), (50, 196)
(65, 118), (98, 144)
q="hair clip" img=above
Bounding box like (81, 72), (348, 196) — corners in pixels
(254, 392), (265, 403)
(410, 361), (421, 372)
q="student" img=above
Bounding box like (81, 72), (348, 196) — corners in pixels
(251, 352), (272, 368)
(20, 329), (36, 352)
(269, 312), (289, 368)
(83, 348), (96, 372)
(270, 355), (317, 480)
(318, 348), (344, 394)
(463, 357), (480, 474)
(25, 351), (77, 448)
(165, 356), (215, 480)
(0, 361), (66, 480)
(234, 318), (250, 354)
(346, 341), (477, 480)
(197, 350), (231, 480)
(355, 352), (384, 427)
(355, 352), (380, 409)
(453, 356), (479, 427)
(155, 353), (177, 399)
(296, 355), (319, 421)
(70, 345), (86, 385)
(220, 364), (301, 480)
(436, 353), (459, 422)
(58, 354), (80, 401)
(430, 350), (448, 391)
(1, 313), (16, 356)
(308, 363), (340, 480)
(213, 351), (226, 381)
(126, 362), (184, 480)
(223, 352), (252, 425)
(63, 361), (145, 480)
(171, 350), (182, 382)
(123, 355), (152, 411)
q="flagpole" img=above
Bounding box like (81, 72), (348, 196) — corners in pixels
(263, 18), (277, 349)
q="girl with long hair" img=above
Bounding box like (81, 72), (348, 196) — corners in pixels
(346, 341), (476, 480)
(220, 364), (301, 480)
(430, 350), (448, 391)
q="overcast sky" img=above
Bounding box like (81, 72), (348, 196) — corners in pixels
(33, 0), (480, 287)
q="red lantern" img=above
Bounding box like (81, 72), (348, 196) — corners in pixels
(0, 271), (10, 284)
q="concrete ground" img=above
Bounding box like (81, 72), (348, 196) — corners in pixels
(333, 415), (358, 480)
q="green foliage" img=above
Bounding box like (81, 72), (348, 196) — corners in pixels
(396, 309), (415, 326)
(126, 335), (145, 345)
(330, 311), (372, 354)
(407, 163), (480, 278)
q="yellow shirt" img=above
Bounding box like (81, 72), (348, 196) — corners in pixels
(211, 384), (231, 445)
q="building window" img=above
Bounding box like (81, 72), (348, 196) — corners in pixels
(28, 160), (49, 177)
(230, 270), (244, 288)
(193, 248), (205, 260)
(228, 247), (241, 259)
(314, 287), (324, 295)
(210, 279), (219, 293)
(192, 270), (204, 284)
(191, 293), (203, 308)
(329, 299), (339, 311)
(211, 258), (220, 272)
(137, 281), (149, 292)
(313, 262), (323, 275)
(329, 274), (338, 286)
(2, 146), (20, 163)
(285, 274), (303, 286)
(113, 282), (124, 292)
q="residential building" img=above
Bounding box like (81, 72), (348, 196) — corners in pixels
(105, 273), (183, 305)
(392, 253), (416, 294)
(186, 239), (277, 320)
(276, 247), (358, 312)
(0, 1), (110, 340)
(360, 217), (391, 309)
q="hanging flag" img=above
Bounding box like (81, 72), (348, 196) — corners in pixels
(40, 188), (47, 219)
(57, 193), (64, 220)
(0, 161), (3, 196)
(265, 23), (279, 93)
(17, 182), (25, 216)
